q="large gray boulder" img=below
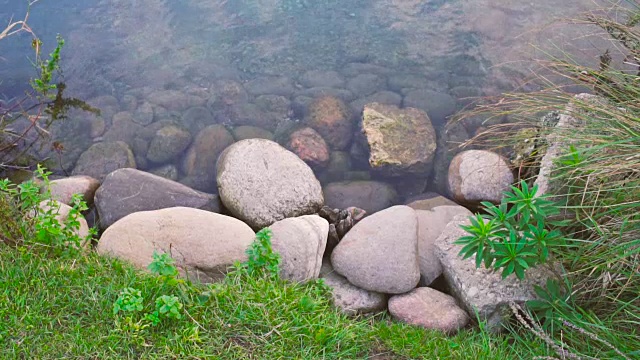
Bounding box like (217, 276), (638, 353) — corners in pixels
(331, 205), (420, 294)
(388, 287), (469, 334)
(320, 261), (388, 315)
(447, 150), (513, 205)
(269, 215), (328, 282)
(216, 139), (324, 229)
(97, 207), (254, 283)
(435, 215), (557, 331)
(95, 168), (220, 230)
(415, 205), (473, 286)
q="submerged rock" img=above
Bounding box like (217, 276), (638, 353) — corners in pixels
(72, 141), (136, 181)
(361, 103), (437, 177)
(307, 96), (354, 150)
(287, 127), (330, 169)
(323, 180), (397, 215)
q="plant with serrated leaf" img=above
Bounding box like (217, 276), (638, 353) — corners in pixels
(0, 164), (94, 251)
(455, 180), (566, 280)
(113, 287), (145, 316)
(244, 228), (281, 278)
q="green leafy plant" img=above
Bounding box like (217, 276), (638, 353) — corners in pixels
(527, 278), (575, 328)
(0, 164), (94, 251)
(455, 180), (566, 280)
(154, 295), (183, 321)
(30, 34), (65, 98)
(244, 228), (281, 278)
(113, 287), (145, 316)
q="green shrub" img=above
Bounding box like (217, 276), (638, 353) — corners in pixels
(453, 2), (640, 358)
(456, 180), (566, 280)
(0, 164), (94, 252)
(243, 228), (281, 278)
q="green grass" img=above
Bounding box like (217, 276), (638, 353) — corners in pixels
(0, 246), (547, 359)
(450, 2), (640, 358)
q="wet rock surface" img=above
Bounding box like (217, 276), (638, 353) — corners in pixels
(361, 103), (437, 177)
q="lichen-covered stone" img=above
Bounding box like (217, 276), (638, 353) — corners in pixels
(361, 103), (437, 177)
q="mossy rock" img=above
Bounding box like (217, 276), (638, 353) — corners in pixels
(361, 103), (437, 177)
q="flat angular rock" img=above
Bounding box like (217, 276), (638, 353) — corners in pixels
(435, 216), (557, 330)
(95, 168), (220, 230)
(269, 215), (328, 282)
(361, 103), (437, 177)
(97, 207), (254, 283)
(331, 205), (420, 294)
(389, 287), (469, 334)
(320, 261), (387, 315)
(217, 139), (324, 229)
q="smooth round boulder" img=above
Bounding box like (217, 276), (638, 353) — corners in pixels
(415, 205), (473, 286)
(216, 139), (324, 229)
(97, 207), (254, 283)
(320, 260), (387, 315)
(388, 287), (469, 334)
(146, 125), (192, 164)
(448, 150), (514, 205)
(46, 175), (100, 206)
(269, 215), (328, 282)
(331, 205), (420, 294)
(287, 127), (330, 169)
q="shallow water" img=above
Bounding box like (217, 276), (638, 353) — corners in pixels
(0, 0), (608, 198)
